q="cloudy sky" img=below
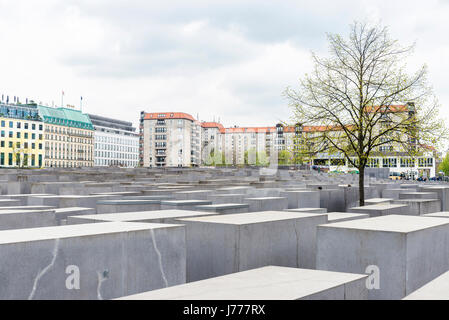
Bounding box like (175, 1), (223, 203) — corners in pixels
(0, 0), (448, 130)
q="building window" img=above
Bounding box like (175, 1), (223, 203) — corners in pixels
(418, 158), (433, 167)
(366, 158), (379, 168)
(400, 158), (415, 167)
(382, 158), (397, 168)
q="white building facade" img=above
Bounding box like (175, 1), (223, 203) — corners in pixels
(89, 114), (139, 168)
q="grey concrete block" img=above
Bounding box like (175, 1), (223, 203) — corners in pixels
(0, 209), (57, 230)
(96, 200), (161, 214)
(279, 191), (320, 209)
(174, 190), (216, 200)
(348, 203), (410, 217)
(325, 212), (370, 223)
(392, 199), (441, 216)
(398, 192), (439, 200)
(365, 198), (393, 205)
(285, 208), (328, 213)
(317, 215), (449, 299)
(404, 270), (449, 300)
(118, 266), (368, 300)
(207, 193), (246, 204)
(194, 203), (249, 214)
(419, 186), (449, 211)
(243, 197), (288, 212)
(67, 209), (218, 225)
(0, 222), (186, 299)
(161, 200), (213, 211)
(177, 211), (327, 282)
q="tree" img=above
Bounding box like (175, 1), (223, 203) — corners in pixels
(11, 143), (31, 168)
(244, 148), (270, 166)
(285, 22), (447, 206)
(439, 153), (449, 176)
(278, 149), (291, 165)
(206, 149), (226, 166)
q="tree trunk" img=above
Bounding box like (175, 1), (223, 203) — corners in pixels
(359, 165), (365, 206)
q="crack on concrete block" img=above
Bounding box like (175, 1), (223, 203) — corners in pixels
(293, 222), (300, 268)
(96, 269), (109, 300)
(150, 229), (168, 288)
(28, 238), (60, 300)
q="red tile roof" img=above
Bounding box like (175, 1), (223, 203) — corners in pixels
(143, 112), (196, 121)
(224, 127), (277, 133)
(364, 105), (409, 113)
(201, 122), (225, 133)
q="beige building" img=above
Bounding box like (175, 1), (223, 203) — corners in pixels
(38, 105), (94, 168)
(139, 112), (202, 167)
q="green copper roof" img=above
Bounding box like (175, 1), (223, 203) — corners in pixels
(37, 105), (94, 130)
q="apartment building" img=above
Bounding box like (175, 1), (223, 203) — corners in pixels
(0, 102), (44, 168)
(139, 111), (202, 167)
(200, 122), (225, 164)
(88, 114), (139, 167)
(138, 105), (437, 177)
(38, 105), (94, 168)
(296, 104), (438, 177)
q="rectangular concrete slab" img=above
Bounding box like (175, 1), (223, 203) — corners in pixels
(404, 270), (449, 300)
(207, 193), (246, 204)
(161, 200), (213, 211)
(392, 199), (441, 216)
(67, 209), (219, 224)
(96, 199), (161, 213)
(348, 203), (410, 217)
(117, 266), (368, 300)
(285, 208), (328, 213)
(326, 212), (370, 223)
(317, 215), (449, 299)
(0, 209), (57, 230)
(194, 203), (249, 214)
(177, 211), (327, 282)
(243, 197), (288, 212)
(398, 192), (438, 200)
(174, 190), (216, 200)
(279, 191), (320, 209)
(365, 198), (393, 205)
(0, 222), (186, 299)
(419, 186), (449, 211)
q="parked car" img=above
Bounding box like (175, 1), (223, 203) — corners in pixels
(389, 172), (402, 180)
